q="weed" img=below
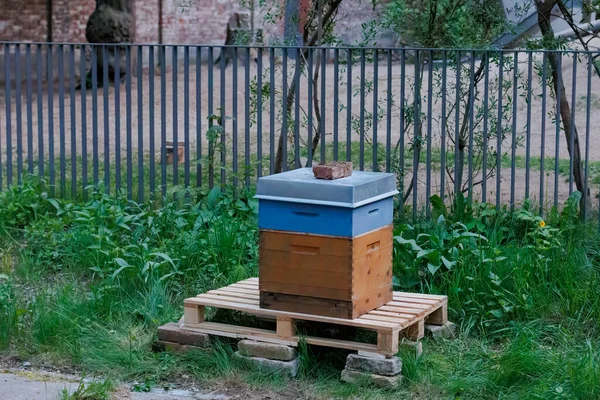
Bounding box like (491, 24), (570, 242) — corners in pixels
(59, 376), (113, 400)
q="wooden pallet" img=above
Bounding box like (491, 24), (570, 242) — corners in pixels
(183, 278), (448, 356)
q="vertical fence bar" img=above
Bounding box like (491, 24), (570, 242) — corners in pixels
(173, 46), (179, 190)
(539, 52), (547, 214)
(245, 47), (251, 183)
(48, 44), (55, 193)
(282, 48), (289, 171)
(257, 47), (263, 177)
(148, 46), (154, 195)
(137, 45), (144, 201)
(320, 48), (326, 164)
(454, 50), (460, 200)
(184, 46), (190, 190)
(333, 49), (339, 161)
(372, 49), (379, 172)
(232, 48), (238, 188)
(269, 48), (275, 174)
(467, 51), (475, 204)
(425, 50), (433, 215)
(294, 49), (301, 169)
(58, 44), (66, 196)
(482, 52), (489, 204)
(25, 44), (33, 175)
(218, 46), (225, 186)
(525, 52), (532, 199)
(307, 49), (313, 166)
(413, 50), (420, 219)
(102, 45), (110, 193)
(15, 44), (22, 184)
(399, 49), (406, 216)
(568, 53), (577, 195)
(26, 45), (33, 176)
(69, 45), (77, 198)
(584, 53), (592, 220)
(510, 52), (518, 209)
(114, 45), (121, 192)
(386, 50), (392, 173)
(496, 52), (504, 210)
(80, 45), (87, 195)
(37, 45), (45, 180)
(5, 44), (12, 187)
(359, 49), (366, 170)
(196, 46), (202, 187)
(91, 46), (98, 187)
(208, 47), (214, 187)
(126, 46), (133, 199)
(346, 48), (352, 162)
(440, 51), (447, 201)
(160, 46), (167, 197)
(554, 53), (561, 208)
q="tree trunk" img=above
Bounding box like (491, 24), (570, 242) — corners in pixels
(536, 0), (588, 211)
(274, 0), (342, 173)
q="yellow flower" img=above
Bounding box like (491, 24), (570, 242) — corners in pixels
(539, 220), (546, 228)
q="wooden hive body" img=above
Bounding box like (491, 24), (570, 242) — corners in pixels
(259, 225), (393, 319)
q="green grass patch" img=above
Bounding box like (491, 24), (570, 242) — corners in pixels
(1, 178), (600, 398)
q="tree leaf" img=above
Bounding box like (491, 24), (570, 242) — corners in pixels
(427, 263), (440, 275)
(394, 236), (422, 252)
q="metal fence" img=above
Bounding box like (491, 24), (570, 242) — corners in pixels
(0, 42), (599, 219)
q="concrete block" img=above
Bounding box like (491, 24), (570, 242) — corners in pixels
(157, 322), (210, 347)
(238, 340), (297, 361)
(340, 369), (402, 389)
(233, 352), (299, 377)
(425, 321), (457, 340)
(312, 161), (353, 180)
(345, 353), (401, 376)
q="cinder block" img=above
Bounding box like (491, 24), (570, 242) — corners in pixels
(233, 351), (299, 377)
(238, 340), (297, 361)
(340, 368), (402, 389)
(345, 353), (401, 376)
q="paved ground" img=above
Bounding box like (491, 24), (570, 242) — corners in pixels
(0, 370), (228, 400)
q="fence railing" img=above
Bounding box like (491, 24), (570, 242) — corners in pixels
(0, 42), (599, 220)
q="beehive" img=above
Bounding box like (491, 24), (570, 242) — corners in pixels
(255, 168), (398, 319)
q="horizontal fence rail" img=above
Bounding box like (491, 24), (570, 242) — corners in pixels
(0, 43), (599, 220)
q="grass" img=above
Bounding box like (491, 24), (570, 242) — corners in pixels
(1, 177), (600, 398)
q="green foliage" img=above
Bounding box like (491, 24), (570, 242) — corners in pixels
(2, 180), (600, 398)
(380, 0), (507, 48)
(59, 376), (113, 400)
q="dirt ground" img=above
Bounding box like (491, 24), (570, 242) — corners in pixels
(0, 53), (598, 207)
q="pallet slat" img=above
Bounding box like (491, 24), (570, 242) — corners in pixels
(183, 322), (380, 353)
(182, 278), (449, 356)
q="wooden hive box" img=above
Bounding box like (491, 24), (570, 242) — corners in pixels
(255, 168), (398, 319)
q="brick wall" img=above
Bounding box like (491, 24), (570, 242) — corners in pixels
(159, 0), (244, 45)
(0, 0), (382, 45)
(0, 0), (49, 41)
(0, 0), (94, 43)
(51, 0), (96, 42)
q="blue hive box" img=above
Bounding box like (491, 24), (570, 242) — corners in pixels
(255, 168), (398, 237)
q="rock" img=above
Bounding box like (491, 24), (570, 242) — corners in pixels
(312, 161), (353, 180)
(345, 353), (401, 377)
(238, 340), (297, 361)
(21, 362), (31, 368)
(84, 0), (132, 87)
(86, 1), (132, 44)
(340, 369), (402, 389)
(157, 322), (210, 347)
(425, 321), (457, 340)
(233, 351), (299, 377)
